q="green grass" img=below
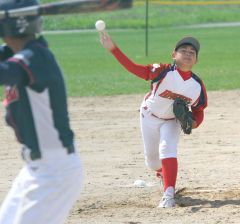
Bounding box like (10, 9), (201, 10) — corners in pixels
(40, 2), (240, 30)
(44, 26), (240, 97)
(1, 1), (240, 97)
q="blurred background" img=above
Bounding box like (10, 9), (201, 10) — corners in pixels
(41, 0), (240, 30)
(36, 1), (240, 96)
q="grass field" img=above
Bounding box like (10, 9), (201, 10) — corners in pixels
(1, 1), (240, 96)
(45, 25), (240, 97)
(41, 2), (240, 30)
(37, 0), (240, 96)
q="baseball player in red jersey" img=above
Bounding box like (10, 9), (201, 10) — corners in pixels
(99, 32), (207, 208)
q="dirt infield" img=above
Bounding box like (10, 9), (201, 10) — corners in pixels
(0, 90), (240, 224)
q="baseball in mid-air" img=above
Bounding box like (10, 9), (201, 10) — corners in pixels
(95, 20), (106, 32)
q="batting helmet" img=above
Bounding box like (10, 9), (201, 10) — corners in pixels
(0, 0), (42, 38)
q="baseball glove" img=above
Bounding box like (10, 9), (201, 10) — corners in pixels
(173, 98), (193, 135)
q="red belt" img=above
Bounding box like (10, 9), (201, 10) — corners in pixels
(143, 106), (175, 121)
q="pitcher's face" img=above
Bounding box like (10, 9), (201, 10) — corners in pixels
(172, 45), (197, 70)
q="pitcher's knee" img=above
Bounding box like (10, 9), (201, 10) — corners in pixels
(144, 157), (161, 170)
(160, 146), (177, 159)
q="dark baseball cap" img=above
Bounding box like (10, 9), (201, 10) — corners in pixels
(175, 37), (200, 54)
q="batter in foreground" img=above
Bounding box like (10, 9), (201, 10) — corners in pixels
(99, 31), (208, 208)
(0, 0), (83, 223)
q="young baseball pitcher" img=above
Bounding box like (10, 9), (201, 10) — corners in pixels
(99, 32), (207, 208)
(0, 0), (83, 223)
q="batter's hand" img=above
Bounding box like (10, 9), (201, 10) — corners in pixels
(99, 32), (115, 51)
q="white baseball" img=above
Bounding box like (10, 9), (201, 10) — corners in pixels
(133, 179), (146, 188)
(95, 20), (106, 32)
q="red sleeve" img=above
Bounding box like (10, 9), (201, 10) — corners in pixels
(191, 77), (208, 128)
(111, 46), (170, 81)
(192, 109), (204, 127)
(111, 46), (150, 80)
(192, 77), (208, 111)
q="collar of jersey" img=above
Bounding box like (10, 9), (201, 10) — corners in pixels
(176, 67), (192, 81)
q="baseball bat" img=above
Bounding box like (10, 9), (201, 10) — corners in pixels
(0, 0), (133, 19)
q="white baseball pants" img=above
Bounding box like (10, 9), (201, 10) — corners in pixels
(140, 106), (181, 170)
(0, 150), (83, 224)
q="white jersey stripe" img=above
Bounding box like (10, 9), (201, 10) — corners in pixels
(26, 87), (65, 154)
(142, 69), (201, 119)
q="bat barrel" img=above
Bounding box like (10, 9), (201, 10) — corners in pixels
(39, 0), (101, 15)
(0, 0), (133, 18)
(8, 6), (39, 17)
